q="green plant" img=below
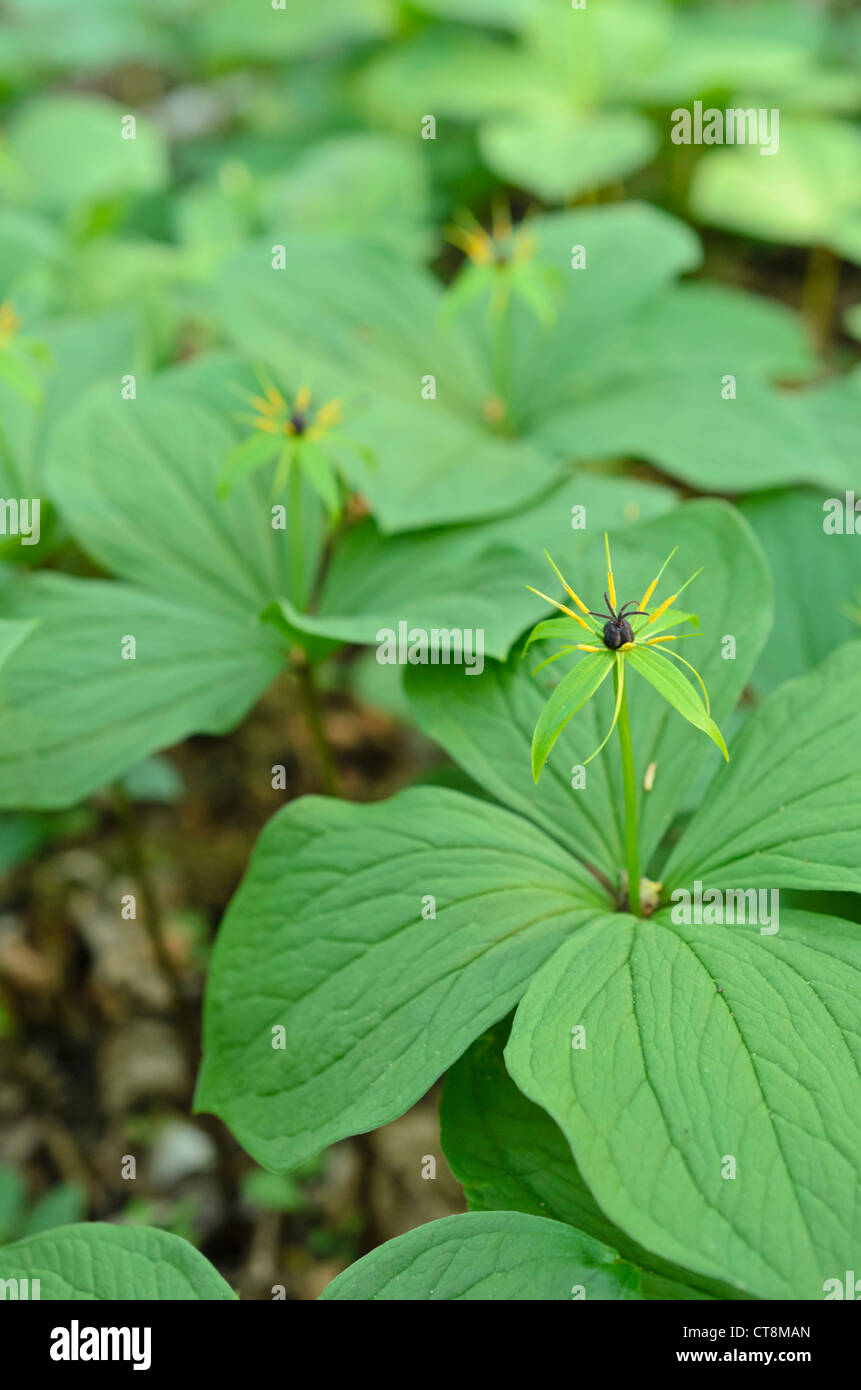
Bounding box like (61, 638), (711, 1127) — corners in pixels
(195, 503), (861, 1300)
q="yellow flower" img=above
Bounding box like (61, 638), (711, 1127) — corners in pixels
(249, 382), (342, 441)
(444, 200), (536, 269)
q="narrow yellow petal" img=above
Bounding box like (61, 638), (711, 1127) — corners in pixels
(646, 594), (677, 626)
(604, 532), (616, 610)
(544, 551), (590, 614)
(295, 383), (312, 413)
(526, 586), (591, 630)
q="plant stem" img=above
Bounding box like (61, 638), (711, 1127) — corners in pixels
(295, 657), (338, 796)
(801, 244), (840, 354)
(614, 663), (641, 916)
(288, 450), (305, 610)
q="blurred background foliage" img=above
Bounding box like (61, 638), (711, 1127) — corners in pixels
(0, 0), (859, 1297)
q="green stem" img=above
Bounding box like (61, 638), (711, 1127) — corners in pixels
(296, 658), (338, 796)
(615, 663), (641, 916)
(801, 244), (840, 355)
(288, 450), (305, 610)
(489, 280), (512, 423)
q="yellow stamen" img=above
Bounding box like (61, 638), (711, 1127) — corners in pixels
(644, 634), (678, 644)
(526, 586), (592, 630)
(619, 641), (635, 651)
(251, 394), (279, 417)
(544, 551), (590, 615)
(647, 594), (677, 626)
(313, 398), (342, 431)
(253, 417), (278, 434)
(295, 383), (312, 413)
(445, 223), (494, 266)
(576, 644), (602, 652)
(265, 386), (287, 414)
(604, 532), (616, 610)
(638, 546), (677, 611)
(0, 301), (19, 343)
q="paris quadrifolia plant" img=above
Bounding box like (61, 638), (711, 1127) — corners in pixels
(525, 534), (728, 915)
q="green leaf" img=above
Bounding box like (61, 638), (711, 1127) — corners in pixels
(0, 1223), (235, 1299)
(217, 431), (282, 500)
(23, 1184), (85, 1238)
(277, 473), (675, 663)
(262, 133), (431, 259)
(0, 618), (37, 669)
(0, 310), (136, 497)
(531, 652), (614, 782)
(46, 380), (321, 617)
(194, 787), (608, 1171)
(625, 646), (728, 760)
(480, 111), (658, 202)
(0, 575), (283, 809)
(5, 95), (168, 214)
(507, 908), (861, 1299)
(739, 488), (860, 695)
(320, 1211), (642, 1301)
(210, 206), (697, 529)
(663, 642), (861, 894)
(441, 1020), (714, 1299)
(690, 117), (861, 260)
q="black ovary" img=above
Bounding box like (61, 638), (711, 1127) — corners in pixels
(603, 618), (634, 649)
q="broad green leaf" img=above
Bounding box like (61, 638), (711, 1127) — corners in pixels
(531, 652), (614, 781)
(579, 282), (817, 383)
(507, 908), (861, 1299)
(663, 642), (861, 894)
(0, 310), (137, 496)
(279, 473), (675, 662)
(4, 95), (168, 214)
(355, 28), (547, 128)
(739, 488), (859, 695)
(194, 787), (609, 1171)
(0, 1223), (235, 1299)
(625, 646), (728, 761)
(0, 574), (283, 809)
(22, 1183), (85, 1237)
(45, 380), (322, 616)
(210, 206), (697, 529)
(479, 111), (658, 202)
(262, 133), (431, 258)
(0, 618), (36, 668)
(441, 1020), (714, 1299)
(320, 1211), (642, 1301)
(690, 118), (861, 260)
(197, 0), (391, 63)
(536, 372), (858, 495)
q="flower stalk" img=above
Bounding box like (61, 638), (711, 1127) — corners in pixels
(614, 662), (641, 916)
